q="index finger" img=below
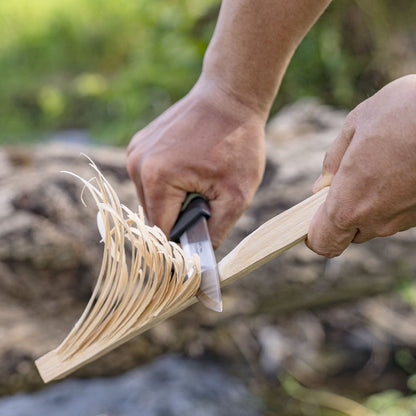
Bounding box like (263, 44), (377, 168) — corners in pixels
(143, 182), (187, 239)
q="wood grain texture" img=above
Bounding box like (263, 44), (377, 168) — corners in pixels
(35, 160), (201, 383)
(219, 187), (329, 286)
(36, 187), (328, 383)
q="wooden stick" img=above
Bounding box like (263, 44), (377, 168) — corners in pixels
(35, 187), (329, 383)
(219, 187), (329, 286)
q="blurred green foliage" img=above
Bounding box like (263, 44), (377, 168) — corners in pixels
(0, 0), (218, 143)
(280, 371), (416, 416)
(0, 0), (415, 144)
(278, 0), (416, 110)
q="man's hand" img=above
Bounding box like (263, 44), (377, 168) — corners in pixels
(127, 80), (266, 248)
(127, 0), (332, 248)
(307, 74), (416, 257)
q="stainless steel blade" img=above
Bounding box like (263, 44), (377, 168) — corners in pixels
(179, 217), (223, 312)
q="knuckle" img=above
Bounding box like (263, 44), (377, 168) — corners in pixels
(127, 131), (144, 156)
(126, 140), (135, 157)
(140, 158), (169, 189)
(345, 106), (360, 125)
(229, 188), (252, 214)
(375, 223), (397, 238)
(327, 204), (359, 231)
(126, 151), (141, 182)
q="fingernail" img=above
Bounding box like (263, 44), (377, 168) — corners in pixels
(312, 175), (322, 193)
(312, 172), (333, 193)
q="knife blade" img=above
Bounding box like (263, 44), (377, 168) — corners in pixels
(171, 194), (223, 312)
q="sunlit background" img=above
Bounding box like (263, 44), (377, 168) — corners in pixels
(1, 0), (415, 145)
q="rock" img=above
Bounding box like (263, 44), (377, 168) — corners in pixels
(265, 97), (347, 143)
(0, 355), (264, 416)
(1, 99), (415, 395)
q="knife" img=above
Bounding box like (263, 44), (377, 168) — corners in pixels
(171, 193), (223, 312)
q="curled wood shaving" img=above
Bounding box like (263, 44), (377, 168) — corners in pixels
(55, 155), (201, 361)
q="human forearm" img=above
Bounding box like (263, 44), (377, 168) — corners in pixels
(127, 0), (332, 247)
(201, 0), (332, 117)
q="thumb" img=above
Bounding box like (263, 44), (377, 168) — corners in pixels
(313, 113), (356, 193)
(306, 201), (357, 257)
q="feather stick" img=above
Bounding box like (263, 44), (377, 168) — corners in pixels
(35, 156), (201, 382)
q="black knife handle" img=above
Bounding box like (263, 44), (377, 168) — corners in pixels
(170, 193), (211, 242)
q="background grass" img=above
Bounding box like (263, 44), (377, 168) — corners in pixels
(0, 0), (415, 144)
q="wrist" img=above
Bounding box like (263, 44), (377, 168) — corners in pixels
(194, 72), (272, 125)
(199, 14), (289, 118)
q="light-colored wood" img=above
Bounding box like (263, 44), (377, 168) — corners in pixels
(218, 186), (329, 286)
(35, 295), (198, 382)
(35, 160), (328, 383)
(35, 158), (201, 383)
